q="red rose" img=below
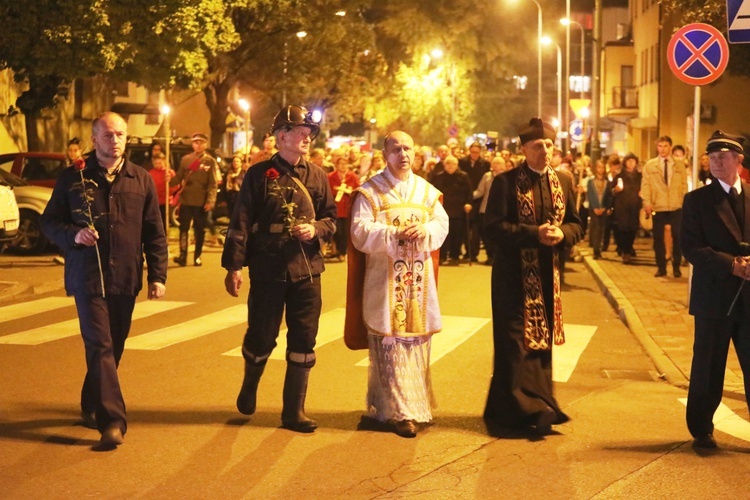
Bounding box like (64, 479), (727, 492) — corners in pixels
(265, 167), (280, 180)
(73, 158), (86, 171)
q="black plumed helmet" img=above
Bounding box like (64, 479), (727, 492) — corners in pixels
(270, 105), (320, 139)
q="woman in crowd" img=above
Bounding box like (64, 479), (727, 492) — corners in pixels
(612, 153), (642, 264)
(586, 159), (613, 260)
(225, 155), (244, 218)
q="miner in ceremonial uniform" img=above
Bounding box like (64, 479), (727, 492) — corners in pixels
(222, 105), (336, 433)
(483, 118), (582, 435)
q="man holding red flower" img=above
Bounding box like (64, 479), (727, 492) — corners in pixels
(222, 105), (336, 432)
(41, 112), (168, 449)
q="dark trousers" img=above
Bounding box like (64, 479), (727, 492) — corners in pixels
(75, 294), (136, 433)
(479, 213), (496, 261)
(603, 217), (616, 251)
(467, 212), (481, 259)
(617, 229), (637, 255)
(441, 216), (466, 261)
(178, 205), (208, 259)
(653, 209), (682, 272)
(687, 315), (750, 437)
(333, 218), (349, 257)
(588, 213), (608, 253)
(242, 275), (322, 367)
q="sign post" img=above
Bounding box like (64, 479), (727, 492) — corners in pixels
(667, 23), (729, 190)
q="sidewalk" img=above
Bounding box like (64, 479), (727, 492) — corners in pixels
(580, 235), (746, 400)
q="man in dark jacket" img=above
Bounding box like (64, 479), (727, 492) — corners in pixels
(431, 155), (473, 265)
(41, 112), (168, 449)
(459, 142), (490, 261)
(681, 130), (750, 450)
(222, 105), (336, 433)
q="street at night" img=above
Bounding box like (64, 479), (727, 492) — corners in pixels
(1, 245), (749, 498)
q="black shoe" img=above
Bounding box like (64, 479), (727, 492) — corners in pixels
(654, 269), (667, 277)
(673, 269), (682, 278)
(593, 252), (602, 260)
(173, 255), (187, 267)
(535, 407), (556, 435)
(80, 411), (97, 430)
(194, 257), (202, 267)
(99, 425), (124, 447)
(483, 258), (494, 266)
(693, 434), (717, 449)
(393, 419), (418, 438)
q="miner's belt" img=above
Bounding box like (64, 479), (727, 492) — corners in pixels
(251, 223), (285, 234)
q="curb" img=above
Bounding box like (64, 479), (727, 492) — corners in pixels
(579, 254), (690, 390)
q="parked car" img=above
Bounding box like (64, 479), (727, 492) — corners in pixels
(0, 152), (67, 189)
(0, 169), (53, 254)
(0, 177), (20, 246)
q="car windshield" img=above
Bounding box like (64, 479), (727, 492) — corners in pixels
(0, 168), (28, 187)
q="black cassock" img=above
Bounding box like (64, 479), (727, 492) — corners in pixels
(483, 163), (582, 428)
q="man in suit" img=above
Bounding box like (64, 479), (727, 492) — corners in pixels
(483, 118), (582, 435)
(641, 135), (689, 277)
(681, 130), (750, 450)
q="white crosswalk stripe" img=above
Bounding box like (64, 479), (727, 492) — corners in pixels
(126, 305), (247, 350)
(0, 297), (74, 323)
(0, 301), (192, 345)
(679, 398), (750, 443)
(552, 324), (598, 382)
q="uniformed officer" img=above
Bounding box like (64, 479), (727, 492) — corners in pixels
(222, 105), (336, 432)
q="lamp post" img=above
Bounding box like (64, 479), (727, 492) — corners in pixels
(160, 104), (171, 237)
(238, 98), (251, 165)
(541, 36), (562, 140)
(508, 0), (542, 116)
(561, 18), (585, 98)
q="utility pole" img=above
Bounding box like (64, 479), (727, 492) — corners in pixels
(590, 0), (603, 162)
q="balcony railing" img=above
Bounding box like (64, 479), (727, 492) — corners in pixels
(612, 86), (638, 108)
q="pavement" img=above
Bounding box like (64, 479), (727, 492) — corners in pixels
(1, 234), (745, 402)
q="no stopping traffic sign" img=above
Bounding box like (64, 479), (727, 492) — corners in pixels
(667, 23), (729, 86)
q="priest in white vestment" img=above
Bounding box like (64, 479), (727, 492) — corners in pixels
(349, 131), (449, 438)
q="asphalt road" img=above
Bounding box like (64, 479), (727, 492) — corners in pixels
(1, 246), (749, 498)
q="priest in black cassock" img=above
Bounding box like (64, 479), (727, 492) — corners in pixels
(483, 118), (583, 435)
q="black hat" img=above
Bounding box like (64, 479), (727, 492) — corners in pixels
(270, 105), (320, 139)
(192, 133), (209, 142)
(705, 130), (745, 155)
(518, 118), (556, 144)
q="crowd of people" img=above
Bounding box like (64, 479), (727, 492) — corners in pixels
(44, 105), (749, 453)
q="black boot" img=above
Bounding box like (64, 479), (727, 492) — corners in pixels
(281, 365), (317, 433)
(174, 232), (188, 266)
(236, 362), (266, 416)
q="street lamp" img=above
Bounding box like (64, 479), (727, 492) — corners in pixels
(428, 48), (457, 132)
(541, 36), (562, 142)
(238, 98), (251, 165)
(509, 0), (543, 117)
(160, 104), (171, 237)
(283, 31), (308, 107)
(561, 18), (586, 98)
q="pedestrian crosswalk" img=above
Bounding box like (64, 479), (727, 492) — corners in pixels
(678, 398), (750, 443)
(0, 300), (192, 346)
(0, 299), (599, 377)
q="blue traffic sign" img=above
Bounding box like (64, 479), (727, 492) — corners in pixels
(667, 24), (729, 86)
(728, 0), (750, 43)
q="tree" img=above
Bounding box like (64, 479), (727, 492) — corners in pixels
(0, 0), (239, 150)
